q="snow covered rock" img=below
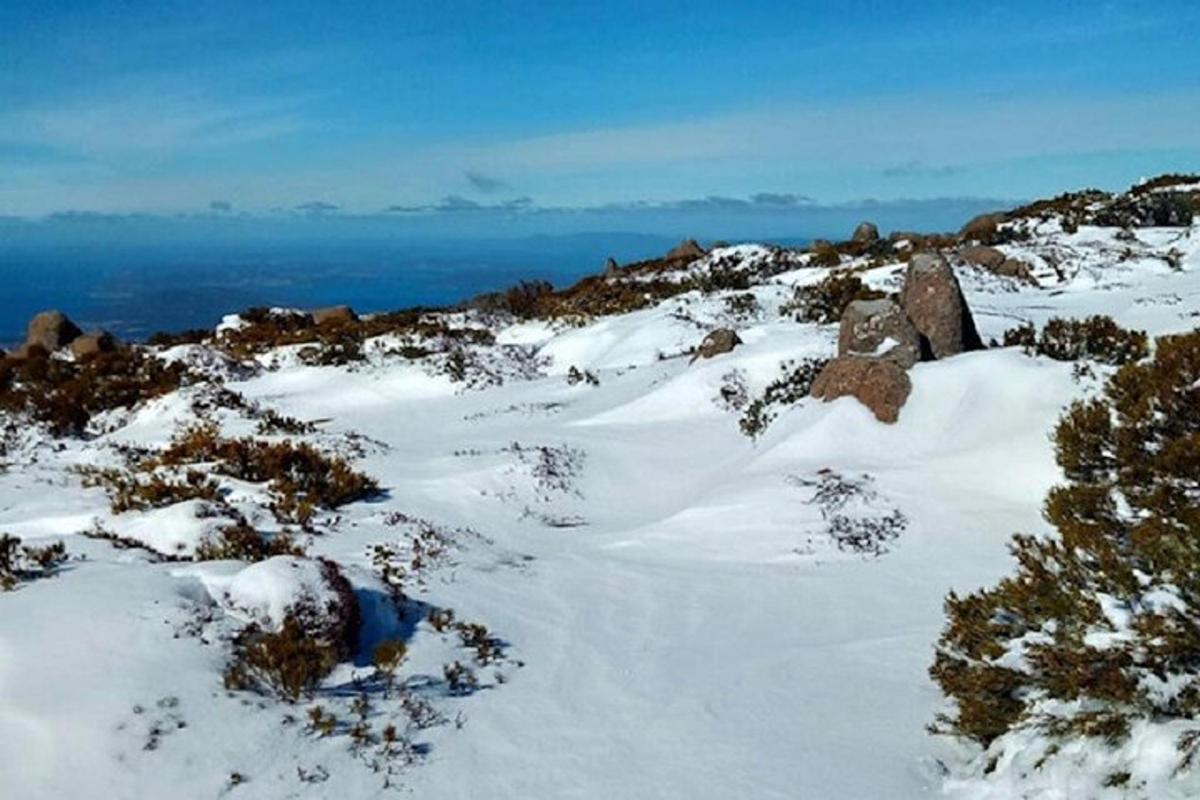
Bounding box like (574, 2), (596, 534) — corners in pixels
(837, 298), (921, 368)
(900, 253), (983, 359)
(809, 355), (912, 423)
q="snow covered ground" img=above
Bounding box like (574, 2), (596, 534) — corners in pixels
(1, 221), (1199, 798)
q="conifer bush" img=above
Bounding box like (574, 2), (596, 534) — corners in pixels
(781, 273), (884, 325)
(1002, 316), (1149, 367)
(931, 329), (1200, 748)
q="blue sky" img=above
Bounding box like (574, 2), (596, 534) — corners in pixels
(2, 0), (1199, 237)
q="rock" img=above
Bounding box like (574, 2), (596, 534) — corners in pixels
(852, 221), (880, 244)
(691, 328), (742, 363)
(6, 343), (48, 361)
(837, 298), (921, 368)
(958, 245), (1006, 270)
(995, 258), (1039, 286)
(25, 310), (82, 352)
(666, 239), (706, 261)
(900, 253), (984, 359)
(603, 257), (620, 277)
(810, 356), (912, 424)
(959, 212), (1006, 244)
(69, 331), (117, 359)
(311, 305), (358, 326)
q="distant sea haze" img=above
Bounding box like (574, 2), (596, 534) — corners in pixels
(0, 234), (706, 348)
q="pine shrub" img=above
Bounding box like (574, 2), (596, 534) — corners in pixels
(781, 273), (884, 325)
(931, 330), (1200, 747)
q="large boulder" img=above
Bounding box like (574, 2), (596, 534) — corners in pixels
(995, 258), (1039, 286)
(958, 245), (1006, 270)
(311, 305), (358, 326)
(810, 356), (912, 424)
(26, 311), (82, 352)
(691, 328), (742, 363)
(900, 253), (983, 359)
(837, 298), (921, 368)
(959, 212), (1006, 244)
(69, 331), (117, 359)
(851, 221), (880, 244)
(666, 239), (706, 261)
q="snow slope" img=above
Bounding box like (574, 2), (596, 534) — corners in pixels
(1, 223), (1199, 799)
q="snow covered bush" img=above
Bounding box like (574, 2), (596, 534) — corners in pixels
(1004, 316), (1149, 367)
(194, 522), (305, 562)
(0, 534), (68, 590)
(223, 557), (361, 702)
(781, 272), (884, 325)
(738, 358), (830, 439)
(931, 329), (1200, 751)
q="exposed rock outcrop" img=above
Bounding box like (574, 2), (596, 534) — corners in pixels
(69, 331), (117, 359)
(837, 299), (921, 368)
(900, 253), (983, 359)
(810, 356), (912, 424)
(26, 311), (82, 352)
(959, 212), (1006, 244)
(666, 239), (706, 261)
(852, 221), (880, 244)
(311, 305), (358, 326)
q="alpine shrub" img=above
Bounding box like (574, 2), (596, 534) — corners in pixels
(931, 330), (1200, 747)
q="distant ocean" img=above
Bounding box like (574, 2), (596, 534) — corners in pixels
(0, 234), (687, 348)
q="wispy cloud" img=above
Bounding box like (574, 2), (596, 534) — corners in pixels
(881, 161), (965, 179)
(465, 170), (507, 193)
(294, 200), (339, 214)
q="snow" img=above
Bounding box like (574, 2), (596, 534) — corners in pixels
(2, 221), (1200, 797)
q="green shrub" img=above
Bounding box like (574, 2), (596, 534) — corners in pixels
(1003, 316), (1149, 366)
(739, 358), (830, 439)
(930, 330), (1200, 747)
(781, 273), (885, 325)
(0, 534), (68, 590)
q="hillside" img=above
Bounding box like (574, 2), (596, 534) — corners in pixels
(2, 176), (1200, 799)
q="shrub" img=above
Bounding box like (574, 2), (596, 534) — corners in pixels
(781, 273), (885, 325)
(157, 423), (378, 524)
(930, 330), (1200, 747)
(224, 559), (360, 701)
(1003, 316), (1149, 367)
(194, 522), (305, 562)
(0, 347), (191, 436)
(739, 358), (830, 439)
(0, 534), (68, 590)
(225, 615), (341, 702)
(77, 466), (221, 513)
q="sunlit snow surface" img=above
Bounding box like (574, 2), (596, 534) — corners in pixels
(1, 225), (1200, 798)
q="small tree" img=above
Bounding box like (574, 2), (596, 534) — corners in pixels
(932, 330), (1200, 746)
